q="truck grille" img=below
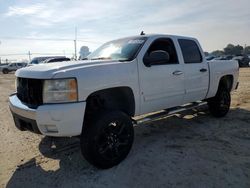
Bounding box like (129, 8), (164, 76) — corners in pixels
(17, 77), (43, 109)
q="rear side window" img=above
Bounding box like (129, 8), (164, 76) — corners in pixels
(178, 39), (202, 63)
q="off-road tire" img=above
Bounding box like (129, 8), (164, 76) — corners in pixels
(208, 87), (231, 117)
(81, 111), (134, 169)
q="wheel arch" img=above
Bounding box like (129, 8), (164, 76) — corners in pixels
(84, 86), (136, 117)
(2, 68), (8, 74)
(217, 75), (234, 92)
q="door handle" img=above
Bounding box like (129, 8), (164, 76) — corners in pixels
(172, 70), (183, 76)
(200, 68), (207, 72)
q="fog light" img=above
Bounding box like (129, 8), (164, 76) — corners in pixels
(44, 124), (58, 133)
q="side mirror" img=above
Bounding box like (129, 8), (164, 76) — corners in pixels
(144, 50), (170, 67)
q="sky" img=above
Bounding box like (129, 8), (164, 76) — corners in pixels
(0, 0), (249, 61)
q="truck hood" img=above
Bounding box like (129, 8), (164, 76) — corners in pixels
(15, 60), (121, 79)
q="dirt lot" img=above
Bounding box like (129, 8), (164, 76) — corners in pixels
(0, 69), (250, 188)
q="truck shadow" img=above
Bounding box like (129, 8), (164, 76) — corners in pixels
(6, 107), (250, 188)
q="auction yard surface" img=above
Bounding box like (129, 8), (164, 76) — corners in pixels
(0, 69), (250, 188)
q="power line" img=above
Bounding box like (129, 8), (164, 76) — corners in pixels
(0, 53), (29, 56)
(0, 52), (74, 56)
(0, 36), (102, 44)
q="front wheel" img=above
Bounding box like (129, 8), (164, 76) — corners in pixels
(2, 69), (8, 74)
(208, 87), (231, 117)
(81, 111), (134, 169)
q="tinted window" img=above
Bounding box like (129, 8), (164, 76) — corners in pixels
(49, 58), (70, 63)
(144, 38), (178, 65)
(178, 39), (202, 63)
(30, 59), (39, 64)
(49, 59), (60, 63)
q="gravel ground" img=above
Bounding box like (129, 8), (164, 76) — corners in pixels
(0, 68), (250, 188)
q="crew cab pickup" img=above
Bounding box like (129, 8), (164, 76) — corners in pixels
(9, 34), (239, 169)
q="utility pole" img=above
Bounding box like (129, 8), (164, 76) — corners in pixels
(28, 51), (31, 61)
(74, 27), (77, 60)
(0, 40), (1, 64)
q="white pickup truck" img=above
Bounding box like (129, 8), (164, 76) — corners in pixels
(9, 34), (239, 169)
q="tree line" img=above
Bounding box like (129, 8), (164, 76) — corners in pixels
(208, 44), (250, 57)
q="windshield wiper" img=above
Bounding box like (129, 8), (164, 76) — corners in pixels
(118, 59), (129, 62)
(90, 57), (111, 60)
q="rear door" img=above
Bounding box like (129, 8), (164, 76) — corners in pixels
(178, 39), (209, 103)
(138, 37), (185, 114)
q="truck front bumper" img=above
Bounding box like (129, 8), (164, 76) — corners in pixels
(9, 94), (86, 137)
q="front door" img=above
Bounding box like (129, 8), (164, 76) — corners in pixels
(138, 37), (185, 114)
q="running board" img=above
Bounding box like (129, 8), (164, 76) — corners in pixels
(135, 101), (207, 125)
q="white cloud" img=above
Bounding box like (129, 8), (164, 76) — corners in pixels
(1, 0), (250, 58)
(5, 4), (46, 16)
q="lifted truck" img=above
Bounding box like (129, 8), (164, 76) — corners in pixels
(9, 34), (239, 169)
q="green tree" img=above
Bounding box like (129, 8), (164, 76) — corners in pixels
(244, 46), (250, 55)
(224, 44), (234, 55)
(224, 44), (243, 55)
(234, 45), (244, 55)
(211, 50), (224, 56)
(204, 52), (209, 56)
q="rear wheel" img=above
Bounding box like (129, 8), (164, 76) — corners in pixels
(81, 111), (134, 169)
(208, 87), (231, 117)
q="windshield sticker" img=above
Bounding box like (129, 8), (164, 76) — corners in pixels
(128, 39), (145, 44)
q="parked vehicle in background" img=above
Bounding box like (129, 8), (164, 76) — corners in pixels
(213, 56), (223, 60)
(0, 63), (8, 67)
(0, 62), (27, 74)
(29, 56), (66, 66)
(9, 34), (239, 169)
(212, 55), (234, 61)
(42, 57), (71, 64)
(233, 55), (250, 67)
(223, 55), (234, 60)
(206, 55), (215, 61)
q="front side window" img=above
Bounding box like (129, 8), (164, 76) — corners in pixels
(143, 38), (179, 65)
(87, 37), (147, 61)
(178, 39), (202, 63)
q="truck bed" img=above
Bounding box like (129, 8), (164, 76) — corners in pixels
(206, 60), (239, 99)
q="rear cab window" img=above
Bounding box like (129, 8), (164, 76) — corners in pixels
(178, 39), (203, 64)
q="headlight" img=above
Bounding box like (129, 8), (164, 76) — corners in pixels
(43, 78), (78, 103)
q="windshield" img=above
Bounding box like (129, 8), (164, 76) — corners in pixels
(87, 37), (147, 61)
(30, 57), (49, 64)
